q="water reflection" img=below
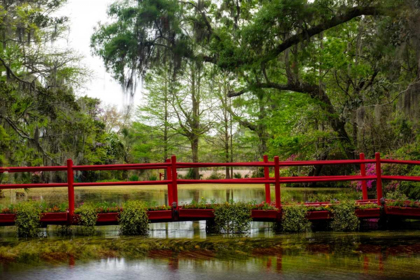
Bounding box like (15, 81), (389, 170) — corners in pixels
(1, 232), (420, 279)
(0, 185), (356, 207)
(0, 220), (274, 240)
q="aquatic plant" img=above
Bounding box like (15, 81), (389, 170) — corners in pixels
(15, 202), (42, 238)
(214, 201), (252, 234)
(330, 201), (360, 231)
(280, 206), (311, 233)
(119, 200), (149, 235)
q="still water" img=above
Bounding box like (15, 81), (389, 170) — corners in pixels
(0, 184), (358, 207)
(1, 231), (420, 279)
(2, 185), (416, 279)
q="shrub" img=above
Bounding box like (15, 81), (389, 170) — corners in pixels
(208, 172), (223, 179)
(184, 168), (196, 179)
(119, 201), (149, 235)
(75, 203), (97, 235)
(233, 173), (242, 179)
(148, 175), (157, 181)
(280, 206), (311, 233)
(129, 175), (139, 181)
(214, 202), (252, 233)
(15, 202), (42, 238)
(330, 201), (360, 231)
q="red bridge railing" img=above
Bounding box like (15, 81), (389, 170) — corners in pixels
(1, 152), (419, 220)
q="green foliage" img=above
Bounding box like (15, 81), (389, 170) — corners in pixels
(355, 203), (380, 210)
(387, 199), (420, 208)
(182, 197), (216, 209)
(184, 168), (196, 179)
(94, 201), (122, 213)
(119, 201), (149, 235)
(250, 201), (277, 210)
(15, 202), (42, 238)
(208, 172), (224, 179)
(214, 202), (252, 234)
(280, 206), (311, 233)
(75, 203), (97, 236)
(129, 175), (139, 181)
(148, 175), (157, 181)
(330, 201), (360, 232)
(233, 173), (242, 179)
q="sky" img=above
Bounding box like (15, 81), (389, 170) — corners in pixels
(56, 0), (143, 110)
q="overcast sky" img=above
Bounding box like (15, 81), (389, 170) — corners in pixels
(56, 0), (143, 110)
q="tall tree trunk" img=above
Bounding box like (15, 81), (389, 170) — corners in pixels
(191, 63), (200, 179)
(163, 67), (169, 179)
(223, 79), (231, 179)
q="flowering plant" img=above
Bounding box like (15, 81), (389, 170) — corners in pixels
(147, 205), (171, 211)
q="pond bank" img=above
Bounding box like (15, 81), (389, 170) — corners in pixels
(1, 230), (420, 264)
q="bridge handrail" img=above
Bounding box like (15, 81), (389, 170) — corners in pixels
(2, 152), (420, 219)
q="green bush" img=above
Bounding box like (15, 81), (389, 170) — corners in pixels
(280, 206), (311, 233)
(233, 173), (242, 179)
(330, 201), (360, 231)
(129, 175), (139, 181)
(119, 201), (149, 235)
(208, 172), (223, 179)
(148, 175), (157, 181)
(184, 168), (196, 179)
(75, 203), (97, 235)
(214, 202), (252, 233)
(15, 202), (42, 238)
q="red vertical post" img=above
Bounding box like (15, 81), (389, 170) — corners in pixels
(263, 155), (271, 204)
(274, 156), (281, 208)
(166, 159), (173, 206)
(360, 153), (368, 200)
(171, 155), (178, 208)
(375, 152), (383, 205)
(67, 159), (75, 219)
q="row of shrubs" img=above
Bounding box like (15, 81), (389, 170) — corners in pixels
(8, 201), (150, 237)
(4, 200), (368, 238)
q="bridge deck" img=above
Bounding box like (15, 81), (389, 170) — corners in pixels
(2, 153), (420, 227)
(1, 204), (420, 227)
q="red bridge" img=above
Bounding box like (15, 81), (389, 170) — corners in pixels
(1, 152), (420, 226)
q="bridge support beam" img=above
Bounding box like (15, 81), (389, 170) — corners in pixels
(375, 152), (383, 205)
(166, 159), (173, 206)
(360, 153), (368, 200)
(171, 155), (178, 209)
(274, 156), (281, 208)
(67, 159), (75, 222)
(263, 155), (271, 204)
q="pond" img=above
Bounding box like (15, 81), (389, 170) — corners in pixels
(1, 231), (420, 279)
(2, 185), (401, 279)
(0, 184), (359, 207)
